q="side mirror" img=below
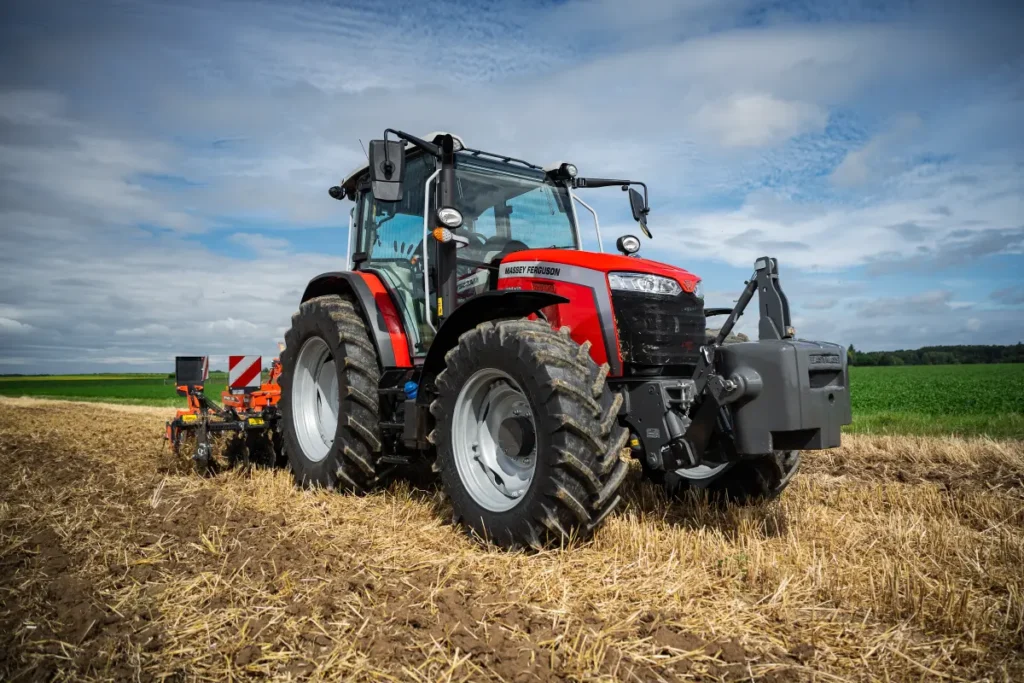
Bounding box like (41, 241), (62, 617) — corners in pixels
(628, 188), (652, 239)
(368, 139), (406, 202)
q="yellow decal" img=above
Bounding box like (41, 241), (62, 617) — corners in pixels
(247, 417), (265, 426)
(437, 297), (443, 318)
(182, 414), (197, 423)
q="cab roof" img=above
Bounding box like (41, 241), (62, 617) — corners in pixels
(337, 132), (568, 199)
(339, 132), (466, 198)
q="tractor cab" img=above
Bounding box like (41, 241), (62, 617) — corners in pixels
(332, 131), (649, 359)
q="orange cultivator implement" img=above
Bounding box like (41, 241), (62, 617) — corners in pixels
(165, 355), (284, 474)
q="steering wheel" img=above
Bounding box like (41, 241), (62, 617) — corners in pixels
(465, 232), (488, 247)
(496, 239), (530, 257)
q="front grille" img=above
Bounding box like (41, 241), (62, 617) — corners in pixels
(611, 290), (706, 367)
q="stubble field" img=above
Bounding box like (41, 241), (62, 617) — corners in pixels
(1, 397), (1022, 682)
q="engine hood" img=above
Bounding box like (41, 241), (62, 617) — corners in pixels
(502, 249), (700, 291)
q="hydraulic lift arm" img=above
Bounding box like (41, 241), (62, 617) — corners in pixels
(665, 257), (794, 468)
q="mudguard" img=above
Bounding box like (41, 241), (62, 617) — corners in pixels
(416, 290), (569, 403)
(301, 271), (412, 368)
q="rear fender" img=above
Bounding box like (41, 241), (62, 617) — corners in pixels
(416, 290), (569, 404)
(301, 271), (412, 368)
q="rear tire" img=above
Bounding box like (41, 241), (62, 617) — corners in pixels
(279, 294), (383, 492)
(430, 319), (629, 549)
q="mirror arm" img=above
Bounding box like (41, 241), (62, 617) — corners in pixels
(577, 178), (650, 213)
(574, 177), (631, 189)
(384, 128), (441, 161)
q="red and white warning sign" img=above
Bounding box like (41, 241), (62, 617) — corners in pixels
(228, 355), (262, 393)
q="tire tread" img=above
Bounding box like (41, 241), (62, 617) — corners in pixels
(280, 293), (382, 493)
(432, 318), (628, 549)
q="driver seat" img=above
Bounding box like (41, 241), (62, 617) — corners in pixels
(482, 236), (530, 289)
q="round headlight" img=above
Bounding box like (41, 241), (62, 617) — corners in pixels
(616, 234), (641, 255)
(437, 207), (463, 228)
(562, 163), (578, 178)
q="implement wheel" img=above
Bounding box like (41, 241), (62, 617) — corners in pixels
(431, 319), (629, 549)
(279, 294), (382, 492)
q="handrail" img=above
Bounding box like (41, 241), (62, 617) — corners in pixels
(571, 193), (603, 253)
(346, 206), (355, 270)
(565, 182), (584, 250)
(421, 168), (441, 332)
(460, 147), (541, 170)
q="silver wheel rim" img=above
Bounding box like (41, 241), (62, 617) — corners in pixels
(292, 337), (338, 463)
(452, 368), (537, 512)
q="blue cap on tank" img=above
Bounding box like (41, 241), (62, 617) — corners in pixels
(403, 381), (418, 400)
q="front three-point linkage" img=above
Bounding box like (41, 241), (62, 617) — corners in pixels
(662, 257), (795, 470)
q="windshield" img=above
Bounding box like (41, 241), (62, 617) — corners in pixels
(453, 161), (578, 253)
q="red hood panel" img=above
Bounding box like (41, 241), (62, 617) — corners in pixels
(503, 249), (700, 287)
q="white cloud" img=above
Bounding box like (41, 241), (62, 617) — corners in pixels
(831, 113), (922, 187)
(228, 233), (291, 256)
(115, 324), (172, 337)
(205, 318), (261, 334)
(693, 93), (828, 148)
(0, 317), (34, 333)
(804, 298), (839, 310)
(647, 159), (1024, 271)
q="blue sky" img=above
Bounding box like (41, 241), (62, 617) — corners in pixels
(1, 0), (1022, 373)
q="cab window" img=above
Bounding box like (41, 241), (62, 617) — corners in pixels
(357, 153), (436, 356)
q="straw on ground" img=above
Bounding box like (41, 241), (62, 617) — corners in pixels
(0, 397), (1021, 681)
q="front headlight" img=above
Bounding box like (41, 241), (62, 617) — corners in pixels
(693, 280), (704, 300)
(608, 272), (682, 296)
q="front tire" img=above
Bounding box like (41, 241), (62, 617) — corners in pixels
(430, 319), (629, 549)
(279, 294), (382, 492)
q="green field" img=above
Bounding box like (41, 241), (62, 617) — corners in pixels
(1, 364), (1022, 438)
(844, 363), (1024, 439)
(0, 376), (230, 407)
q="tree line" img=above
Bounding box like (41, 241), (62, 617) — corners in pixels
(847, 343), (1024, 366)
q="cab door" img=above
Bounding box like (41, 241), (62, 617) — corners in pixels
(354, 153), (437, 357)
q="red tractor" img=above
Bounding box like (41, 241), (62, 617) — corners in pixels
(278, 131), (851, 548)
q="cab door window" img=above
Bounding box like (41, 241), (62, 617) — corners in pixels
(357, 153), (435, 356)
